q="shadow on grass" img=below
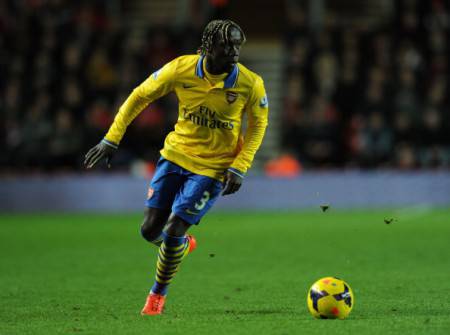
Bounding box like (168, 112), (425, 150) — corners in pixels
(204, 308), (303, 317)
(225, 309), (286, 315)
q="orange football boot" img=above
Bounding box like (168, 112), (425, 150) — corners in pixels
(141, 293), (166, 315)
(186, 234), (197, 253)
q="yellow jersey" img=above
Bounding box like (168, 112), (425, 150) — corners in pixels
(104, 54), (269, 181)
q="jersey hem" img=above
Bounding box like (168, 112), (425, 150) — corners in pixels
(160, 148), (226, 182)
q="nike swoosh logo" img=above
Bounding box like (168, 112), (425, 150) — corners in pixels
(185, 209), (200, 215)
(183, 84), (195, 89)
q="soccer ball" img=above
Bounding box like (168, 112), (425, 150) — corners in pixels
(307, 277), (354, 319)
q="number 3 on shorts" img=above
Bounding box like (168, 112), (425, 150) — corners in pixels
(194, 191), (210, 210)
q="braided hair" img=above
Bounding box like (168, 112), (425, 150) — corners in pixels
(198, 19), (246, 55)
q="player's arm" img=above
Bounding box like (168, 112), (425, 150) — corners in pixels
(222, 76), (269, 195)
(84, 58), (179, 169)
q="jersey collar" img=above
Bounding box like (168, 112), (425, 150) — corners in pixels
(196, 55), (239, 89)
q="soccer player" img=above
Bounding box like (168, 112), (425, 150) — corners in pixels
(84, 19), (269, 315)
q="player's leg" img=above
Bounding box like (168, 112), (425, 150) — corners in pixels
(140, 207), (170, 246)
(141, 173), (222, 315)
(141, 215), (193, 316)
(165, 214), (191, 236)
(141, 157), (184, 247)
(148, 215), (191, 296)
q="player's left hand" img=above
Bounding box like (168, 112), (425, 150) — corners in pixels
(222, 170), (243, 195)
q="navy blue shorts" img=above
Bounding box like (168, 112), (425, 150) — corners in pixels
(145, 157), (223, 225)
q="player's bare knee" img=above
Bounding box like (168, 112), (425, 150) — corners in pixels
(140, 208), (169, 242)
(140, 222), (160, 242)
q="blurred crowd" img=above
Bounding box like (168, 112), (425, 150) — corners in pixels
(1, 0), (192, 173)
(283, 0), (450, 169)
(1, 0), (449, 174)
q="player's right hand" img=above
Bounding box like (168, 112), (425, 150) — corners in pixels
(84, 140), (118, 169)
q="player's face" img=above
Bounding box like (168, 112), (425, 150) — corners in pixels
(209, 27), (244, 73)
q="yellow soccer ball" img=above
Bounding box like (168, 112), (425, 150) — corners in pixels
(307, 277), (354, 319)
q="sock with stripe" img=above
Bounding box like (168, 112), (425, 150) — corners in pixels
(150, 231), (190, 296)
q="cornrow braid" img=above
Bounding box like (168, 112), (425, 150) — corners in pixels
(198, 19), (246, 55)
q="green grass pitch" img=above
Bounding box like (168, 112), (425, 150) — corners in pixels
(1, 209), (450, 334)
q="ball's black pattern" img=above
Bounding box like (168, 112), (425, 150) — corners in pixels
(332, 283), (352, 307)
(310, 289), (329, 312)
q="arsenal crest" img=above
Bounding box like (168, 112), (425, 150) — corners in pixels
(147, 187), (154, 199)
(226, 91), (238, 104)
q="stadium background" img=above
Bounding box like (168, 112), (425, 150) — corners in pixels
(1, 0), (449, 210)
(1, 1), (450, 334)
